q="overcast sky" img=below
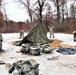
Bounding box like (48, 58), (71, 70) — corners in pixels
(2, 0), (29, 22)
(2, 0), (74, 22)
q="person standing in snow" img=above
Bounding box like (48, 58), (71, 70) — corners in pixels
(72, 31), (76, 41)
(48, 25), (55, 38)
(20, 30), (24, 39)
(0, 32), (3, 52)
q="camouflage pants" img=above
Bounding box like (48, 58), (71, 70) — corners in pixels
(20, 35), (24, 38)
(74, 33), (76, 41)
(50, 32), (54, 38)
(0, 43), (2, 51)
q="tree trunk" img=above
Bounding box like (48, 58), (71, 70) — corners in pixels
(61, 3), (65, 24)
(56, 0), (60, 24)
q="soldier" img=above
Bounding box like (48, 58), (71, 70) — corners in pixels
(0, 32), (3, 52)
(72, 31), (76, 41)
(48, 25), (55, 38)
(20, 30), (24, 39)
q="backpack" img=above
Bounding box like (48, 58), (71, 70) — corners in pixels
(9, 59), (39, 75)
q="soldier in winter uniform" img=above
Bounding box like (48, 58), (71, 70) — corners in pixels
(20, 30), (24, 39)
(72, 31), (76, 41)
(48, 25), (54, 38)
(0, 32), (3, 52)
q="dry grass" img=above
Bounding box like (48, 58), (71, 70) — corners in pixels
(50, 39), (73, 48)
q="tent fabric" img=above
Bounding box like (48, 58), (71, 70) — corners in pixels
(21, 22), (50, 45)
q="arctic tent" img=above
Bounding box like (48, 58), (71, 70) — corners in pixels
(20, 22), (50, 45)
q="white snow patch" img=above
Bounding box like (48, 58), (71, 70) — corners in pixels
(0, 32), (76, 75)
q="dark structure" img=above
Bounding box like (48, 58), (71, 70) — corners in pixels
(73, 31), (76, 41)
(20, 22), (50, 45)
(20, 30), (24, 39)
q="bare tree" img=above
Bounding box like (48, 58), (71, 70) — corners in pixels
(35, 0), (46, 23)
(16, 0), (47, 24)
(2, 6), (9, 25)
(2, 2), (10, 32)
(51, 0), (61, 23)
(17, 0), (33, 23)
(45, 4), (52, 30)
(70, 3), (76, 24)
(26, 19), (30, 29)
(65, 0), (69, 18)
(61, 0), (66, 24)
(70, 3), (76, 18)
(0, 0), (3, 28)
(51, 0), (66, 24)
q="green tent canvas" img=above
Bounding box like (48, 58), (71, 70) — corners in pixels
(20, 22), (50, 45)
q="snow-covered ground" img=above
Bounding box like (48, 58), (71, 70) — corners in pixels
(47, 33), (76, 46)
(0, 32), (76, 75)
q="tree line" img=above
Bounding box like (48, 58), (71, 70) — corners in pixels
(0, 0), (76, 33)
